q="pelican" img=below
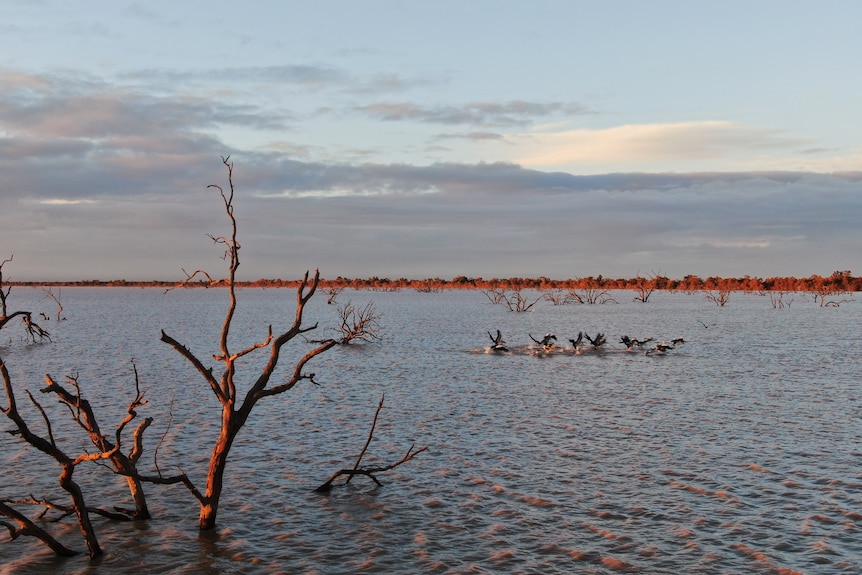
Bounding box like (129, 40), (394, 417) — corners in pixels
(530, 333), (557, 352)
(488, 329), (509, 352)
(620, 335), (636, 350)
(584, 332), (606, 349)
(671, 337), (685, 346)
(645, 341), (674, 355)
(569, 332), (584, 350)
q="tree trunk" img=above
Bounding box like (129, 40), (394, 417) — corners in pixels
(199, 406), (240, 530)
(59, 463), (102, 558)
(123, 474), (150, 519)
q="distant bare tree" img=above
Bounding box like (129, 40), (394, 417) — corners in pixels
(335, 301), (383, 344)
(482, 288), (542, 312)
(326, 287), (343, 304)
(543, 289), (575, 305)
(481, 288), (507, 305)
(704, 290), (731, 306)
(41, 287), (65, 320)
(632, 270), (660, 303)
(0, 256), (50, 342)
(767, 291), (793, 309)
(810, 287), (852, 307)
(567, 286), (618, 305)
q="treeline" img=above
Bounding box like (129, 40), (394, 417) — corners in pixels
(9, 270), (859, 292)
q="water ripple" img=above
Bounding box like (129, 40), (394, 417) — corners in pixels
(1, 289), (859, 573)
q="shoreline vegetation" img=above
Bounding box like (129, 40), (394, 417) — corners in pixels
(7, 270), (859, 293)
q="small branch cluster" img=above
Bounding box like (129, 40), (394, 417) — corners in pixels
(0, 256), (51, 342)
(567, 286), (618, 305)
(704, 289), (731, 306)
(482, 288), (542, 312)
(810, 287), (853, 307)
(315, 394), (428, 493)
(335, 301), (383, 344)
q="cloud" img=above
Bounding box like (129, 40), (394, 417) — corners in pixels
(355, 100), (591, 127)
(2, 70), (859, 281)
(0, 86), (285, 140)
(4, 152), (860, 280)
(512, 121), (816, 171)
(121, 65), (428, 96)
(432, 131), (507, 142)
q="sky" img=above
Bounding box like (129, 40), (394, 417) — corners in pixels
(1, 1), (860, 282)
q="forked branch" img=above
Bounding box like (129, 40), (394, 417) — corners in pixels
(315, 395), (428, 493)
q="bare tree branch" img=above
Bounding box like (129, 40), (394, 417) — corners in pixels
(0, 500), (79, 556)
(315, 395), (428, 493)
(162, 158), (343, 530)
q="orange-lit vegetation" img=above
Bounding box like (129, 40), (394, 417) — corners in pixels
(11, 270), (859, 294)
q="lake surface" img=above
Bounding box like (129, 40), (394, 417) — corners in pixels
(1, 287), (860, 574)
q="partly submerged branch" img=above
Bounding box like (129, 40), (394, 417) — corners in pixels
(0, 500), (79, 556)
(315, 395), (428, 493)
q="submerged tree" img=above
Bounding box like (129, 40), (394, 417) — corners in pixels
(334, 301), (383, 344)
(0, 256), (50, 342)
(704, 289), (731, 306)
(481, 288), (542, 312)
(315, 394), (427, 492)
(2, 255), (192, 557)
(632, 270), (664, 303)
(160, 157), (344, 530)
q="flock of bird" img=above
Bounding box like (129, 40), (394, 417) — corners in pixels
(487, 329), (685, 356)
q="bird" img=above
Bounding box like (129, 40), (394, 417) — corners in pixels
(530, 333), (557, 352)
(488, 329), (508, 352)
(569, 332), (584, 350)
(645, 341), (675, 355)
(671, 337), (685, 346)
(621, 335), (653, 350)
(697, 320), (712, 329)
(584, 332), (606, 349)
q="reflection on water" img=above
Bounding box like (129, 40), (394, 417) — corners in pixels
(1, 288), (860, 574)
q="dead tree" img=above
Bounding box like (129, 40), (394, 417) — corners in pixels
(1, 355), (188, 557)
(41, 286), (65, 321)
(0, 256), (50, 342)
(632, 270), (660, 303)
(542, 289), (575, 305)
(567, 287), (617, 304)
(160, 157), (340, 530)
(1, 358), (103, 557)
(315, 395), (427, 493)
(483, 288), (541, 312)
(40, 364), (154, 520)
(768, 291), (793, 309)
(335, 301), (383, 344)
(704, 290), (731, 306)
(481, 288), (507, 305)
(810, 287), (853, 307)
(326, 286), (343, 304)
(0, 257), (88, 555)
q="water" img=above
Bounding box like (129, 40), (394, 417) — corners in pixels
(1, 287), (860, 574)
